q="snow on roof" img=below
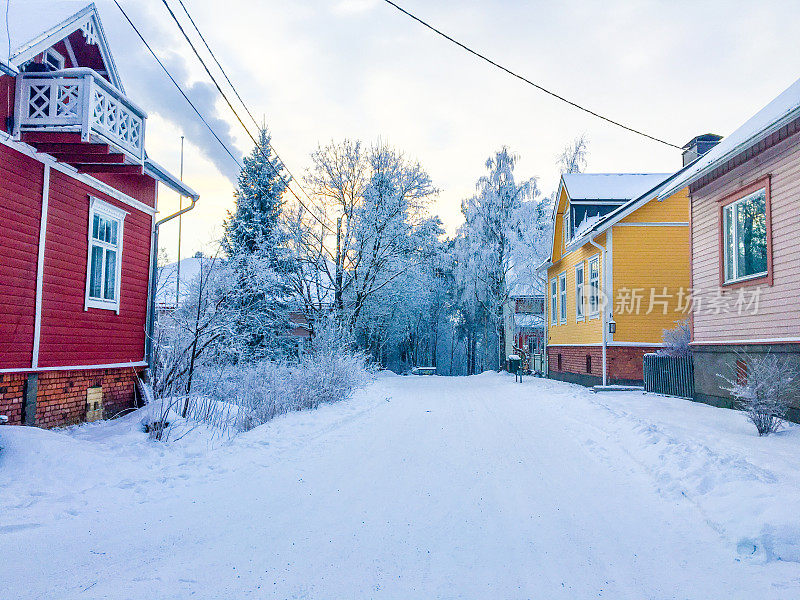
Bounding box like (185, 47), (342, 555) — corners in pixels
(0, 1), (93, 64)
(659, 76), (800, 198)
(514, 314), (544, 329)
(562, 173), (670, 201)
(156, 257), (205, 308)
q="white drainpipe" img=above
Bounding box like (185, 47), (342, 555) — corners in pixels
(588, 237), (608, 386)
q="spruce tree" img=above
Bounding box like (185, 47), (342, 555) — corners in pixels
(222, 127), (295, 359)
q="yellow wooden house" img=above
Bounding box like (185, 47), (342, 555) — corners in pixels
(540, 171), (691, 386)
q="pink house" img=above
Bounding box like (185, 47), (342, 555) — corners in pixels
(658, 78), (800, 419)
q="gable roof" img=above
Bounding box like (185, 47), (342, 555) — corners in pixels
(561, 173), (671, 202)
(541, 172), (671, 270)
(658, 76), (800, 199)
(1, 2), (123, 91)
(564, 169), (688, 250)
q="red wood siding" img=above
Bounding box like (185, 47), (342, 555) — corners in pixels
(0, 144), (43, 369)
(0, 74), (14, 134)
(37, 169), (154, 367)
(691, 129), (800, 343)
(94, 172), (157, 208)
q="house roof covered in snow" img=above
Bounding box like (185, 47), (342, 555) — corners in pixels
(561, 173), (670, 202)
(0, 2), (123, 91)
(658, 76), (800, 199)
(564, 168), (690, 251)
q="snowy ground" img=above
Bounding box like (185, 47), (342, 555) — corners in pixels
(3, 373), (800, 599)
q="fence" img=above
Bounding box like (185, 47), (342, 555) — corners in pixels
(643, 354), (694, 398)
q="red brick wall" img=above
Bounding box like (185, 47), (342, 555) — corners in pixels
(548, 345), (658, 383)
(0, 367), (142, 428)
(0, 373), (26, 424)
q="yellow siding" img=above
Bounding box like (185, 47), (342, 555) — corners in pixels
(619, 187), (689, 223)
(611, 225), (690, 343)
(551, 187), (569, 263)
(547, 232), (605, 346)
(546, 188), (690, 347)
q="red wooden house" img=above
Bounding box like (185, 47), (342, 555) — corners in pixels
(0, 5), (197, 427)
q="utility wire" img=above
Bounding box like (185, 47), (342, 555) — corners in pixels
(174, 0), (325, 218)
(159, 0), (334, 233)
(112, 0), (243, 170)
(381, 0), (682, 150)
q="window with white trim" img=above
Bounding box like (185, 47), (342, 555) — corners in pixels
(559, 272), (567, 324)
(575, 263), (585, 321)
(85, 198), (126, 312)
(43, 48), (65, 71)
(723, 187), (768, 284)
(562, 209), (571, 248)
(588, 256), (600, 317)
(550, 278), (557, 326)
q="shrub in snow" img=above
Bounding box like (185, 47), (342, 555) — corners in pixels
(171, 319), (374, 435)
(721, 353), (799, 436)
(657, 320), (691, 357)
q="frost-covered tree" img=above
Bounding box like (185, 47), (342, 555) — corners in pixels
(222, 127), (295, 358)
(557, 134), (588, 175)
(455, 147), (539, 370)
(291, 140), (438, 334)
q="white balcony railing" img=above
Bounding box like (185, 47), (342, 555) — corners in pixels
(14, 68), (146, 161)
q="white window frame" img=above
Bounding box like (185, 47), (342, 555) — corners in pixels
(562, 208), (571, 249)
(558, 272), (567, 325)
(575, 262), (585, 322)
(43, 48), (65, 71)
(550, 277), (558, 326)
(588, 254), (600, 319)
(722, 188), (768, 284)
(85, 197), (126, 314)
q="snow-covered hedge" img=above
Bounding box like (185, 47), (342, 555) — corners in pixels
(194, 351), (374, 433)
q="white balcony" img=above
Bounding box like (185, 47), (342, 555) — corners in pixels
(14, 68), (146, 166)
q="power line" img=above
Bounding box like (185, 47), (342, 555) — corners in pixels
(175, 0), (260, 133)
(158, 0), (334, 233)
(174, 0), (324, 217)
(111, 0), (243, 170)
(381, 0), (682, 150)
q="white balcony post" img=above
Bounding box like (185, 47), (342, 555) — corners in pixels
(12, 75), (24, 139)
(81, 74), (93, 142)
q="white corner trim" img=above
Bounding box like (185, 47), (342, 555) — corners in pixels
(0, 360), (148, 374)
(31, 164), (50, 370)
(0, 132), (156, 215)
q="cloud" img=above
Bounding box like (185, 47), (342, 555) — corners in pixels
(332, 0), (379, 15)
(98, 0), (243, 182)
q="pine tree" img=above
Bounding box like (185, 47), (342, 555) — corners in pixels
(221, 127), (295, 359)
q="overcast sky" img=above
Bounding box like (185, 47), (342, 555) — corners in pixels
(14, 0), (800, 260)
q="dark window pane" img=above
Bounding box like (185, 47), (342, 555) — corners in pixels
(89, 245), (103, 298)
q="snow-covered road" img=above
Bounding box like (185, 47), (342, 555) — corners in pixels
(3, 373), (800, 599)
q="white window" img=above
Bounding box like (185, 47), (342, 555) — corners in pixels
(43, 48), (65, 71)
(723, 187), (768, 284)
(575, 263), (585, 321)
(559, 272), (567, 324)
(562, 209), (571, 248)
(588, 255), (600, 317)
(550, 278), (557, 325)
(85, 197), (126, 313)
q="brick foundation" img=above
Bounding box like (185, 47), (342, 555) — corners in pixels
(547, 345), (659, 386)
(0, 366), (143, 428)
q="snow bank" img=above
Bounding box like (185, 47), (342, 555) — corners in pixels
(534, 377), (800, 563)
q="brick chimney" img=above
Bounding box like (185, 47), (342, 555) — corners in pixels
(682, 133), (723, 166)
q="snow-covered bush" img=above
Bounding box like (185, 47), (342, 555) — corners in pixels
(658, 320), (691, 357)
(183, 319), (374, 434)
(721, 353), (798, 436)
